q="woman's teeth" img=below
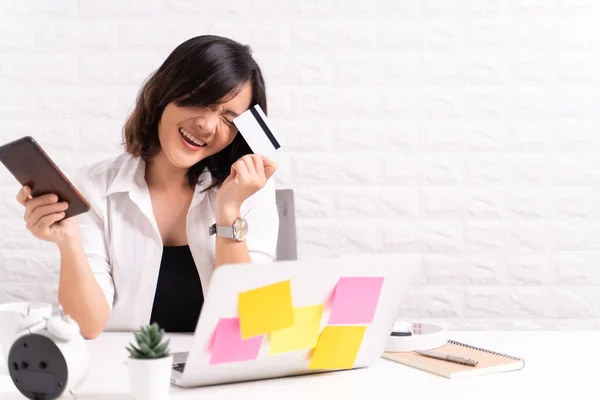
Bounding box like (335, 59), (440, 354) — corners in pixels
(179, 127), (206, 147)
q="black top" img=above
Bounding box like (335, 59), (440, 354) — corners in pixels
(149, 245), (204, 333)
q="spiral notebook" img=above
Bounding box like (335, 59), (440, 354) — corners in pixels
(382, 340), (525, 379)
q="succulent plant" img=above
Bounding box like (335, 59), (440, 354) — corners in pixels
(126, 322), (171, 359)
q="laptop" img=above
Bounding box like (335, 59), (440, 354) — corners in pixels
(169, 252), (420, 388)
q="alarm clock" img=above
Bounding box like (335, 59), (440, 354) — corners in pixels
(6, 306), (90, 400)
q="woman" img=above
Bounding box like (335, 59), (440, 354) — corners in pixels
(15, 35), (279, 339)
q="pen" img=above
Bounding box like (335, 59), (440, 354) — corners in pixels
(415, 350), (478, 366)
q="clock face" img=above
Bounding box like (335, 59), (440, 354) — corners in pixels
(234, 218), (248, 241)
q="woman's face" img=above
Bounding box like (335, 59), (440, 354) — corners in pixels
(157, 82), (253, 170)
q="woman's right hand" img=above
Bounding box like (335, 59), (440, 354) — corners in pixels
(16, 185), (80, 246)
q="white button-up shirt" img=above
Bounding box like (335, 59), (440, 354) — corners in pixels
(70, 152), (279, 331)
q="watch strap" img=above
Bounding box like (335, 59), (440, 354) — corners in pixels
(216, 225), (234, 238)
(208, 223), (235, 238)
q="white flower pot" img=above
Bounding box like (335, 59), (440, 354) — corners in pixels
(127, 354), (173, 400)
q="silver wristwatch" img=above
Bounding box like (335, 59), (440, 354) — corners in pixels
(209, 217), (248, 241)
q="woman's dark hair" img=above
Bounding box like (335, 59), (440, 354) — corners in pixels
(122, 35), (267, 191)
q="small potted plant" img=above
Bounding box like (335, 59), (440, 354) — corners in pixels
(126, 322), (172, 400)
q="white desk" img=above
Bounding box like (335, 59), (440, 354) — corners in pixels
(1, 331), (596, 399)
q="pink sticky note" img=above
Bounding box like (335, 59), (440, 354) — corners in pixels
(328, 277), (384, 324)
(209, 318), (263, 364)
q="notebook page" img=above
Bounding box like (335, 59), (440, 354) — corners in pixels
(382, 340), (524, 378)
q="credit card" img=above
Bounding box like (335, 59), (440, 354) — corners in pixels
(233, 104), (282, 157)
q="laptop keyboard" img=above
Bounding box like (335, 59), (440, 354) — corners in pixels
(172, 363), (186, 372)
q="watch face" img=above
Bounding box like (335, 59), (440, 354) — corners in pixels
(234, 218), (248, 241)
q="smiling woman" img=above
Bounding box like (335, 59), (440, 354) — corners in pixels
(14, 35), (280, 338)
(123, 35), (268, 190)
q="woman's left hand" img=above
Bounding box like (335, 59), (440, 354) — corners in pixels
(216, 154), (277, 217)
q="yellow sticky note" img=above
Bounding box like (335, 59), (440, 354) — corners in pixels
(269, 304), (324, 354)
(238, 280), (294, 339)
(308, 325), (367, 370)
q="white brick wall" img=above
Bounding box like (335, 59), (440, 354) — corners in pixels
(1, 0), (599, 330)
